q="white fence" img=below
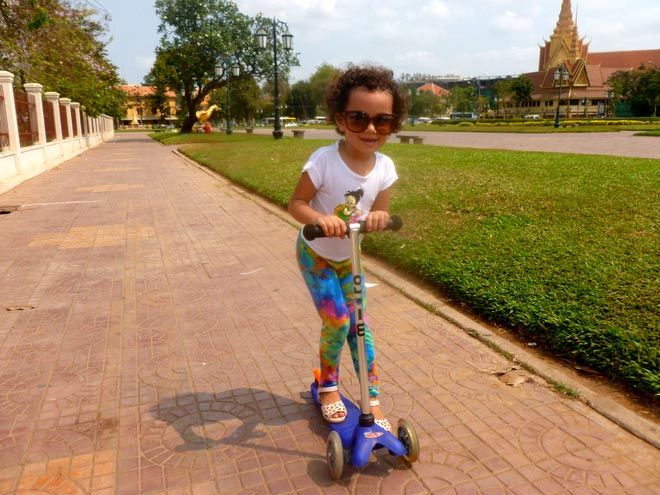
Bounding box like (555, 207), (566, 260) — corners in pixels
(0, 70), (114, 195)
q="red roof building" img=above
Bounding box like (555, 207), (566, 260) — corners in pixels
(418, 82), (451, 98)
(515, 0), (659, 118)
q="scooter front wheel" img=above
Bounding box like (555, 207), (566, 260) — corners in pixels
(326, 431), (344, 480)
(398, 419), (420, 463)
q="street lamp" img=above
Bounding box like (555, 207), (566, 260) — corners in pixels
(554, 63), (569, 128)
(215, 65), (240, 134)
(256, 19), (293, 139)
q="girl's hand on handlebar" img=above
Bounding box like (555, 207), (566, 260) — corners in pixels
(365, 211), (391, 232)
(315, 214), (347, 238)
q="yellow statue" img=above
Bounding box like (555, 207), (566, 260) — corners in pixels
(196, 104), (220, 123)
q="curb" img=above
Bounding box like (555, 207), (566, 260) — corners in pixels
(172, 148), (659, 450)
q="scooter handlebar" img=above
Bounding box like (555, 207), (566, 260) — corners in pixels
(302, 215), (402, 241)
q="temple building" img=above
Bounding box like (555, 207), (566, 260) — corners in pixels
(515, 0), (659, 118)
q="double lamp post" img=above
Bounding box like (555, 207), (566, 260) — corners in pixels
(554, 63), (569, 128)
(213, 19), (292, 139)
(214, 65), (240, 135)
(256, 19), (293, 139)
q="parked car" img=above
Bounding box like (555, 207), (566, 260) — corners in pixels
(433, 116), (451, 123)
(524, 114), (542, 120)
(450, 112), (478, 120)
(412, 117), (432, 124)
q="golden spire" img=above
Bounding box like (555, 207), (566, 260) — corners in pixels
(553, 0), (575, 38)
(540, 0), (585, 70)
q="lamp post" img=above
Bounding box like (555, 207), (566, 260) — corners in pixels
(215, 65), (240, 134)
(554, 63), (569, 128)
(256, 19), (293, 139)
(472, 78), (481, 116)
(606, 90), (614, 117)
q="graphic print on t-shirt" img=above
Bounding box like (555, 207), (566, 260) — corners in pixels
(334, 188), (364, 222)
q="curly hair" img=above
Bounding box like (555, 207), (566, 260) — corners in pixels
(325, 64), (408, 134)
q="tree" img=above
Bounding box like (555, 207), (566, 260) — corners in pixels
(409, 88), (447, 118)
(449, 86), (475, 113)
(608, 65), (660, 117)
(0, 0), (125, 117)
(286, 80), (315, 121)
(308, 63), (340, 115)
(255, 78), (290, 121)
(637, 66), (660, 117)
(209, 74), (261, 125)
(510, 75), (533, 114)
(144, 55), (178, 123)
(492, 79), (513, 117)
(151, 0), (298, 133)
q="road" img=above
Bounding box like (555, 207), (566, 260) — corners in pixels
(252, 127), (660, 159)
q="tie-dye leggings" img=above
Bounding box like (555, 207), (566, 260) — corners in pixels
(296, 234), (379, 398)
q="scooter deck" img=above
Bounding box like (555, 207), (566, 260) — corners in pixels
(310, 376), (408, 467)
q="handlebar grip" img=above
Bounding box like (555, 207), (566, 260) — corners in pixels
(302, 215), (403, 241)
(302, 223), (325, 241)
(388, 215), (403, 232)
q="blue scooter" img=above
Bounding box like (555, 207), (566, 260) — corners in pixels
(303, 216), (420, 480)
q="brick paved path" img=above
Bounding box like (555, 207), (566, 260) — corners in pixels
(0, 133), (658, 494)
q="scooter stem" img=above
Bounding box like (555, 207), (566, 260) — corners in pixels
(348, 222), (373, 422)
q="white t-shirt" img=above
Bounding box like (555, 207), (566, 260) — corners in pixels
(300, 140), (398, 261)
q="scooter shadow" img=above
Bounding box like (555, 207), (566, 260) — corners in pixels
(148, 388), (326, 461)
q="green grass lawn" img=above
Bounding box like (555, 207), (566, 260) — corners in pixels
(153, 132), (659, 398)
(634, 130), (660, 137)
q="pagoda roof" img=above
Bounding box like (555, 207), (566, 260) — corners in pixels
(587, 49), (660, 69)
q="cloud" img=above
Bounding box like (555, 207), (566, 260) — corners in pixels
(394, 50), (436, 64)
(106, 0), (660, 84)
(492, 11), (533, 32)
(422, 1), (450, 18)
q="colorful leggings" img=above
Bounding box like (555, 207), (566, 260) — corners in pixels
(296, 234), (379, 397)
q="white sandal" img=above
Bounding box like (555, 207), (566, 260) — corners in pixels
(321, 398), (347, 423)
(369, 399), (391, 431)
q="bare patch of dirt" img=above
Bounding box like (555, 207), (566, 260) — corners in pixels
(488, 321), (659, 424)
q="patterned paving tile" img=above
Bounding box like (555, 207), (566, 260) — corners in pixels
(0, 133), (657, 494)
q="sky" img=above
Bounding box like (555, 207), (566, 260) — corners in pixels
(100, 0), (660, 85)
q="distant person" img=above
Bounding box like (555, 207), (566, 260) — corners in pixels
(288, 65), (408, 430)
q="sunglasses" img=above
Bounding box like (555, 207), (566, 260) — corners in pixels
(342, 111), (398, 135)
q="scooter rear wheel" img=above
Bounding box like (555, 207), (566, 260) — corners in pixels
(326, 431), (344, 480)
(398, 419), (420, 462)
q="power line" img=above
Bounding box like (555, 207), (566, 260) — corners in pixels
(81, 0), (109, 16)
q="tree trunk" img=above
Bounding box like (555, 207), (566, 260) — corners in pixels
(179, 85), (217, 133)
(180, 97), (199, 133)
(180, 114), (197, 133)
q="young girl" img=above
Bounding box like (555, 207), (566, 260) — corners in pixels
(288, 65), (407, 429)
